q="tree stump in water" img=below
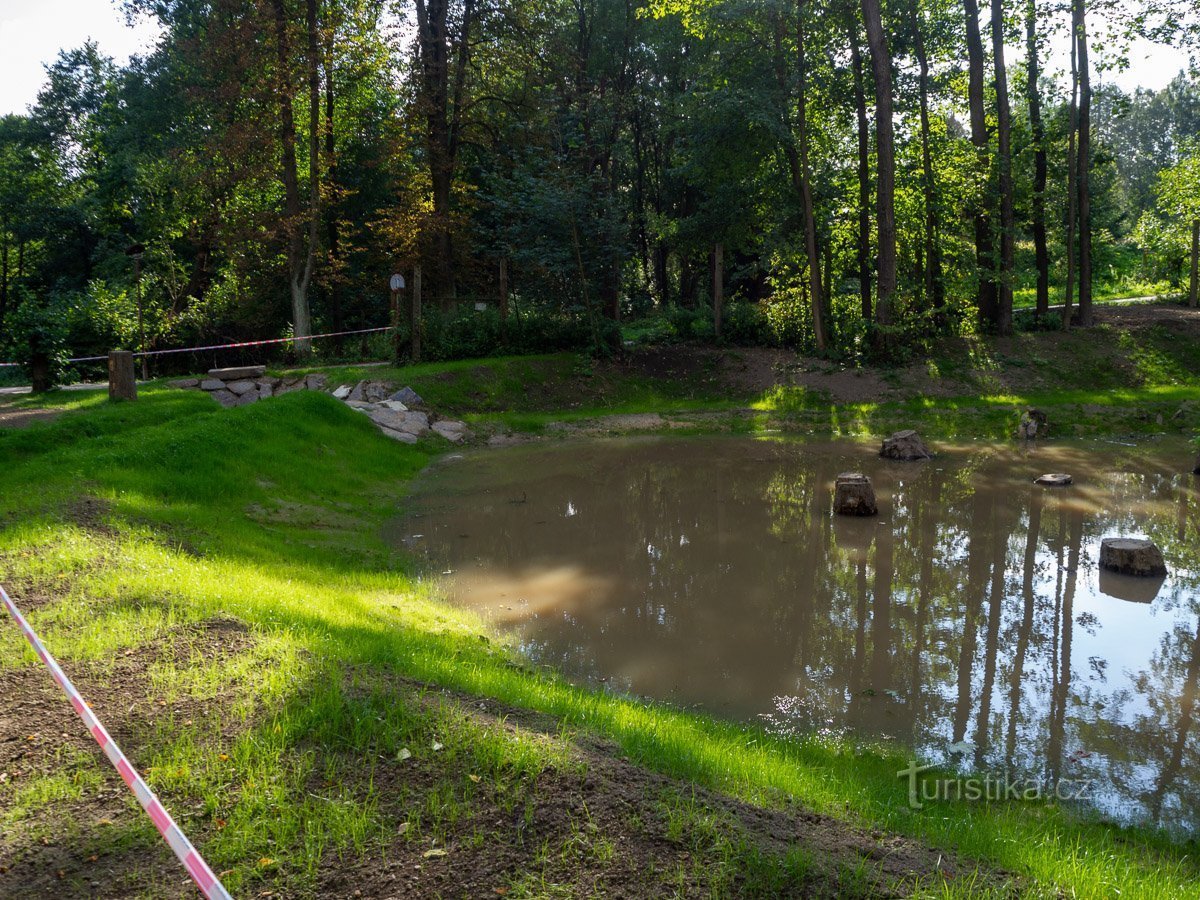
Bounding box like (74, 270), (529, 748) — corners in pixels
(1099, 538), (1166, 578)
(834, 473), (878, 517)
(880, 430), (932, 461)
(1035, 473), (1072, 487)
(108, 351), (137, 402)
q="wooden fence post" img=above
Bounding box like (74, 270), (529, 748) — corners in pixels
(108, 350), (137, 401)
(713, 243), (724, 340)
(411, 266), (423, 364)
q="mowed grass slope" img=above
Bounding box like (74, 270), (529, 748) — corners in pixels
(0, 383), (1196, 897)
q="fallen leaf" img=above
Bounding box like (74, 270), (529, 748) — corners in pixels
(397, 748), (412, 761)
(469, 774), (481, 783)
(397, 822), (410, 835)
(431, 741), (444, 752)
(423, 848), (448, 859)
(219, 753), (230, 762)
(258, 857), (275, 868)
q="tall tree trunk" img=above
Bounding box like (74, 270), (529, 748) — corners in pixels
(1026, 0), (1049, 320)
(964, 0), (998, 327)
(991, 0), (1015, 335)
(269, 0), (319, 354)
(796, 2), (827, 352)
(1075, 0), (1093, 325)
(848, 20), (872, 322)
(912, 5), (943, 315)
(860, 0), (895, 336)
(1063, 25), (1080, 331)
(324, 12), (343, 351)
(415, 0), (474, 308)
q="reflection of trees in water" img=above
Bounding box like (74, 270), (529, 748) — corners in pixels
(416, 440), (1200, 828)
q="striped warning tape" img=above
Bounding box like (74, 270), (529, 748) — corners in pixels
(0, 583), (233, 899)
(0, 324), (393, 367)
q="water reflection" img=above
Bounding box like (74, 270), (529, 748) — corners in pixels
(400, 436), (1200, 830)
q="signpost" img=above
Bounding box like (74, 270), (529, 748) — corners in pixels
(389, 272), (406, 365)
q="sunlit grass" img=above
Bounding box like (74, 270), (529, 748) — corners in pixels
(1, 383), (1199, 895)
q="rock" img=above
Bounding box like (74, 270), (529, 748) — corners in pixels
(834, 473), (878, 516)
(234, 392), (259, 407)
(380, 428), (419, 444)
(200, 379), (225, 391)
(398, 411), (430, 436)
(1099, 538), (1167, 578)
(226, 379), (259, 396)
(257, 382), (274, 399)
(432, 420), (470, 443)
(347, 381), (366, 402)
(880, 430), (932, 461)
(305, 373), (328, 391)
(211, 389), (238, 408)
(347, 400), (377, 410)
(1018, 408), (1048, 440)
(208, 365), (266, 380)
(171, 378), (200, 389)
(1035, 473), (1073, 487)
(332, 385), (352, 400)
(390, 386), (423, 407)
(381, 400), (408, 412)
(276, 380), (304, 395)
(364, 382), (391, 403)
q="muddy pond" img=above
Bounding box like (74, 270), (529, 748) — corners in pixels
(399, 435), (1200, 830)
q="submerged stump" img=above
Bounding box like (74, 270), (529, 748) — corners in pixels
(1099, 538), (1167, 578)
(834, 473), (878, 517)
(1035, 473), (1073, 487)
(880, 430), (932, 461)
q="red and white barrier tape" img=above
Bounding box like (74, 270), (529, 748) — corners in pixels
(0, 583), (233, 899)
(0, 324), (393, 368)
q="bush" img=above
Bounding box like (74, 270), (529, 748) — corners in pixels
(3, 295), (75, 391)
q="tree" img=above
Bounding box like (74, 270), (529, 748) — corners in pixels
(1025, 0), (1049, 320)
(1157, 148), (1200, 307)
(990, 0), (1014, 335)
(963, 0), (997, 326)
(860, 0), (896, 336)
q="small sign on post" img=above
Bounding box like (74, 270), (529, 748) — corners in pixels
(389, 273), (406, 365)
(108, 350), (137, 402)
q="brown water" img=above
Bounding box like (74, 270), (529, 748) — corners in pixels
(399, 436), (1200, 830)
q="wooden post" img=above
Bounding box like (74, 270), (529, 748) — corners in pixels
(411, 266), (423, 364)
(390, 286), (403, 365)
(713, 243), (724, 340)
(108, 350), (137, 401)
(499, 259), (509, 323)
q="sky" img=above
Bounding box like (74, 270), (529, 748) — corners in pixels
(0, 0), (1195, 118)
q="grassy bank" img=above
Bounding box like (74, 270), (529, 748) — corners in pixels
(1, 352), (1199, 896)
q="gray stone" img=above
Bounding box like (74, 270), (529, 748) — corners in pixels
(367, 408), (407, 430)
(880, 430), (932, 461)
(432, 420), (469, 443)
(305, 373), (328, 390)
(332, 385), (352, 400)
(1035, 473), (1073, 487)
(208, 365), (266, 380)
(347, 381), (367, 402)
(834, 473), (878, 516)
(380, 427), (419, 444)
(398, 411), (430, 436)
(234, 391), (258, 407)
(1099, 538), (1167, 578)
(276, 380), (304, 395)
(211, 389), (238, 408)
(364, 382), (391, 403)
(1018, 408), (1048, 440)
(226, 379), (258, 396)
(257, 382), (274, 399)
(171, 378), (200, 389)
(390, 386), (423, 407)
(382, 400), (408, 412)
(200, 379), (225, 391)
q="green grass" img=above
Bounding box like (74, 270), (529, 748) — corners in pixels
(1, 377), (1199, 896)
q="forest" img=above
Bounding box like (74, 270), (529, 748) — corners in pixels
(1, 0), (1199, 380)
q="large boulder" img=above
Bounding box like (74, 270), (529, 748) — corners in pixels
(834, 473), (878, 517)
(432, 420), (470, 443)
(880, 430), (932, 461)
(1099, 538), (1167, 578)
(209, 365), (265, 380)
(390, 386), (424, 407)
